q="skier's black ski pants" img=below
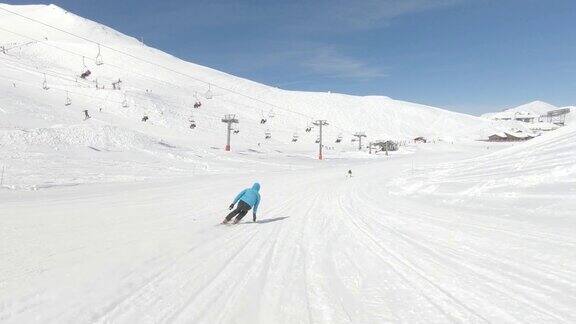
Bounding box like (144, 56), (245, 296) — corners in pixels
(226, 200), (251, 222)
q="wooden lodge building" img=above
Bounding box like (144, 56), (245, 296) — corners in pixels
(486, 132), (534, 142)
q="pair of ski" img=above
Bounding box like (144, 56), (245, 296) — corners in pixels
(220, 219), (257, 225)
(221, 220), (241, 225)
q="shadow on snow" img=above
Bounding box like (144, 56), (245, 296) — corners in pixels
(242, 216), (290, 224)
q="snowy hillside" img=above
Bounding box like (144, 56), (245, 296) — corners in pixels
(2, 3), (576, 324)
(482, 100), (574, 125)
(390, 124), (576, 199)
(0, 3), (527, 189)
(2, 133), (574, 323)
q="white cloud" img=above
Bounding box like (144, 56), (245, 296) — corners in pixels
(301, 45), (388, 80)
(325, 0), (467, 30)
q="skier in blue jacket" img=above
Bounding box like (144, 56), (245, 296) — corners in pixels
(223, 182), (261, 224)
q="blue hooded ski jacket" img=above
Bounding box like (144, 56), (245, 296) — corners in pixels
(232, 183), (261, 213)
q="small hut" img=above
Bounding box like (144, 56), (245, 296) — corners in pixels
(414, 136), (427, 143)
(486, 132), (534, 142)
(374, 140), (399, 152)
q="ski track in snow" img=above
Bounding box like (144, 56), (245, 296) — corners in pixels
(1, 147), (575, 323)
(0, 4), (575, 323)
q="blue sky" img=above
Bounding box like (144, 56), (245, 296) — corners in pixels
(7, 0), (576, 114)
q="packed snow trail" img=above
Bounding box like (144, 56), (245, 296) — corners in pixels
(1, 148), (575, 323)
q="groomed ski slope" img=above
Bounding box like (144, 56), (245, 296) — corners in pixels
(1, 3), (575, 324)
(2, 135), (575, 323)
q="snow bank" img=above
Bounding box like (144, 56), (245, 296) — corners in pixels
(390, 125), (576, 198)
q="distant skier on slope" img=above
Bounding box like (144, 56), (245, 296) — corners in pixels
(223, 183), (261, 224)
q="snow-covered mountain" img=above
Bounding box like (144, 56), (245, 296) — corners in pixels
(0, 3), (525, 188)
(482, 100), (574, 125)
(0, 4), (509, 139)
(2, 4), (576, 323)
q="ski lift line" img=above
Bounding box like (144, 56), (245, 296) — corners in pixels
(0, 11), (221, 92)
(0, 54), (109, 90)
(0, 56), (89, 85)
(0, 26), (189, 91)
(0, 10), (329, 124)
(0, 51), (92, 84)
(0, 58), (101, 90)
(1, 25), (344, 137)
(0, 72), (125, 106)
(0, 70), (227, 126)
(0, 13), (358, 137)
(0, 69), (124, 105)
(1, 41), (36, 52)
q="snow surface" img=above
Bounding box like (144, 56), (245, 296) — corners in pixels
(1, 3), (575, 324)
(0, 3), (534, 190)
(482, 100), (575, 126)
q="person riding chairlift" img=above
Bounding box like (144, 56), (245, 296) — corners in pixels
(80, 70), (91, 79)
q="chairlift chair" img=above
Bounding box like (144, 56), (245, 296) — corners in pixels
(79, 56), (91, 79)
(292, 133), (299, 142)
(205, 84), (213, 99)
(80, 70), (91, 79)
(233, 125), (240, 134)
(95, 44), (104, 66)
(42, 74), (49, 90)
(193, 92), (202, 108)
(265, 130), (272, 139)
(112, 79), (122, 90)
(122, 93), (129, 108)
(189, 115), (196, 129)
(65, 91), (71, 106)
(335, 134), (343, 143)
(268, 109), (275, 118)
(315, 136), (320, 144)
(259, 110), (267, 124)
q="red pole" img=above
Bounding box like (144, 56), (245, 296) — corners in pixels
(318, 122), (323, 160)
(225, 122), (231, 151)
